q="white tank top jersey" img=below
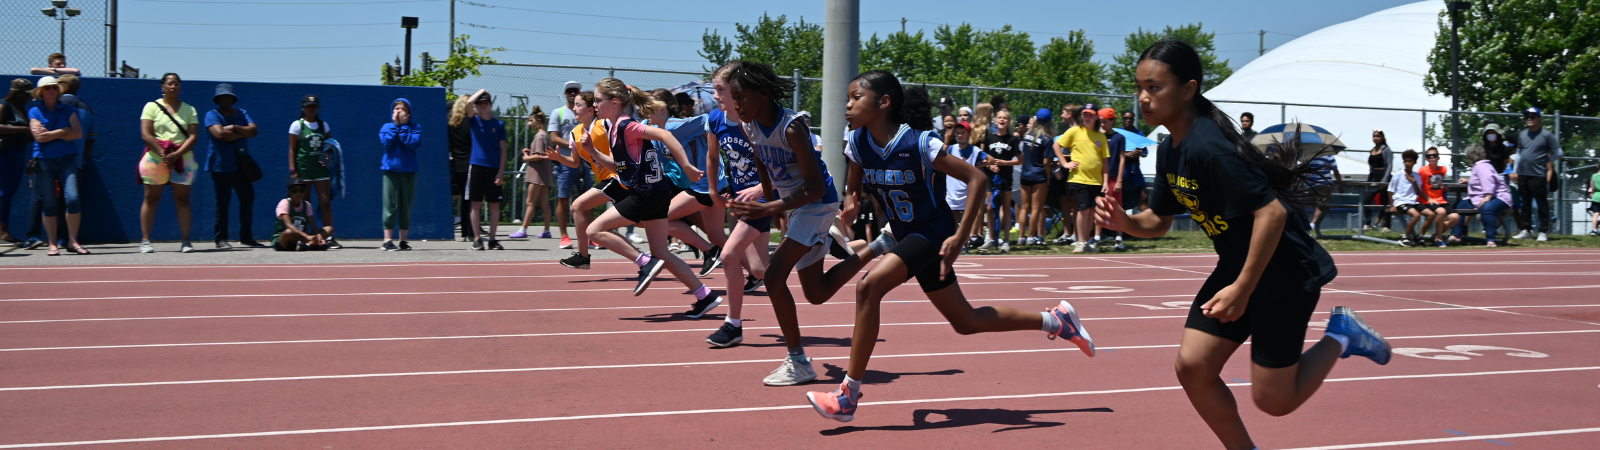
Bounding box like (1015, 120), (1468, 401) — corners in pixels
(741, 106), (839, 205)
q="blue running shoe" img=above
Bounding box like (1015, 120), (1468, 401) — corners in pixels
(1327, 306), (1392, 365)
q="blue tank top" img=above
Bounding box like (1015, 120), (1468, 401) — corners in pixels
(846, 125), (955, 238)
(743, 106), (838, 205)
(1020, 134), (1049, 183)
(709, 109), (759, 192)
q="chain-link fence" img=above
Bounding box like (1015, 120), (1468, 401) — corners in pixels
(1, 0), (110, 76)
(458, 63), (1600, 236)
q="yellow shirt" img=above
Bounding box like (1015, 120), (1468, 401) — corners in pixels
(1055, 126), (1110, 186)
(573, 119), (617, 182)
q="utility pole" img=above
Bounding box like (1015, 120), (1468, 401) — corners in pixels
(823, 0), (860, 195)
(900, 17), (906, 34)
(108, 0), (117, 76)
(449, 0), (455, 56)
(1259, 30), (1266, 56)
(401, 16), (418, 76)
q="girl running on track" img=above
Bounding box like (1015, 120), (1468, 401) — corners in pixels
(646, 88), (728, 277)
(577, 78), (719, 315)
(1096, 39), (1391, 450)
(804, 71), (1096, 423)
(703, 61), (775, 348)
(547, 91), (626, 270)
(723, 61), (890, 386)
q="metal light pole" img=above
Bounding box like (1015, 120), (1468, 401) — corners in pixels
(40, 0), (82, 56)
(1448, 1), (1470, 158)
(821, 0), (859, 194)
(108, 0), (116, 76)
(401, 16), (418, 76)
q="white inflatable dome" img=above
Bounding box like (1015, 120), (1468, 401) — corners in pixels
(1145, 0), (1451, 178)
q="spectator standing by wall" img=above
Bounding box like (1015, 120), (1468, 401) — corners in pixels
(1587, 171), (1599, 236)
(1099, 107), (1130, 251)
(287, 94), (340, 249)
(463, 89), (507, 251)
(29, 53), (80, 76)
(137, 73), (199, 253)
(1239, 112), (1256, 142)
(56, 75), (93, 160)
(0, 79), (34, 246)
(1305, 151), (1342, 236)
(204, 83), (262, 249)
(511, 107), (553, 239)
(1056, 105), (1110, 253)
(1451, 144), (1512, 247)
(378, 98), (421, 251)
(547, 82), (589, 249)
(28, 77), (85, 255)
(1511, 107), (1560, 242)
(1016, 109), (1051, 245)
(447, 96), (474, 242)
(1364, 130), (1393, 231)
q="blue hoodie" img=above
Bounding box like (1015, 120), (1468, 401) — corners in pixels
(379, 98), (422, 173)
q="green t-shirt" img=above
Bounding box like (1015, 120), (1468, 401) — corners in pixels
(140, 101), (199, 145)
(1592, 173), (1600, 202)
(271, 198), (314, 245)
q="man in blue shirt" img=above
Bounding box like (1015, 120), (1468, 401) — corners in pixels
(205, 84), (263, 248)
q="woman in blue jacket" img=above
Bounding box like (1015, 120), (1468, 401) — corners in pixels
(378, 98), (421, 251)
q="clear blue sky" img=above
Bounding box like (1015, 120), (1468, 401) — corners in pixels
(101, 0), (1428, 85)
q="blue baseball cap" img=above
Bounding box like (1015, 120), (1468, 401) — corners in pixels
(1036, 108), (1052, 120)
(1523, 107), (1542, 118)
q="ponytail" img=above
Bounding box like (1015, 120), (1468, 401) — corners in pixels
(1140, 39), (1316, 207)
(595, 77), (666, 119)
(849, 70), (934, 132)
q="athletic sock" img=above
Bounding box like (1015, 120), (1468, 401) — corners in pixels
(1326, 332), (1350, 354)
(1115, 235), (1123, 242)
(867, 234), (894, 255)
(787, 346), (807, 361)
(726, 317), (741, 327)
(843, 375), (861, 395)
(634, 253), (652, 267)
(1040, 311), (1061, 333)
(694, 284), (711, 300)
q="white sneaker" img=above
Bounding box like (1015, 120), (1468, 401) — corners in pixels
(628, 233), (646, 244)
(668, 243), (684, 253)
(1071, 242), (1086, 254)
(1052, 234), (1073, 245)
(1512, 230), (1531, 240)
(1537, 232), (1549, 242)
(999, 241), (1011, 252)
(139, 240), (155, 254)
(827, 224), (855, 257)
(179, 241), (195, 253)
(978, 240), (996, 251)
(762, 356), (817, 386)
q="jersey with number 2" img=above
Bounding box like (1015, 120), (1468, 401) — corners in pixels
(743, 107), (838, 205)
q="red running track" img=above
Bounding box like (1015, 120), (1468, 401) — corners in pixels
(2, 249), (1599, 449)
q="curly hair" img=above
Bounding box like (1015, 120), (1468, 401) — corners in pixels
(727, 61), (794, 103)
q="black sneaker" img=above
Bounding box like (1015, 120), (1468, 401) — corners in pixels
(215, 240), (234, 250)
(488, 239), (505, 250)
(634, 258), (665, 296)
(743, 274), (764, 293)
(381, 241), (399, 251)
(559, 252), (591, 269)
(326, 238), (343, 249)
(684, 292), (724, 318)
(698, 246), (724, 276)
(706, 321), (743, 347)
(239, 239), (268, 248)
(471, 238), (486, 251)
(398, 241), (412, 251)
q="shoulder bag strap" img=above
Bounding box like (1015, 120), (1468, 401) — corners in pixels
(154, 101), (187, 139)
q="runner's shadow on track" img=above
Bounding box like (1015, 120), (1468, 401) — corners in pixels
(820, 407), (1114, 435)
(817, 363), (962, 385)
(742, 334), (876, 348)
(618, 313), (718, 323)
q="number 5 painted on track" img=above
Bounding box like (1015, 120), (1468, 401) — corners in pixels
(1392, 345), (1548, 361)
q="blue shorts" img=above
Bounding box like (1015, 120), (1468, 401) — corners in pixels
(554, 159), (592, 199)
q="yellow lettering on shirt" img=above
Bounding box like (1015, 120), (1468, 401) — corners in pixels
(1167, 174), (1229, 237)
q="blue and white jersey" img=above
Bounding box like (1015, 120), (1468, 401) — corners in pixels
(709, 108), (757, 193)
(652, 114), (708, 190)
(845, 125), (955, 238)
(742, 106), (839, 205)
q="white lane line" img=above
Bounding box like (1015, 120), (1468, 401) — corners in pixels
(9, 272), (1599, 303)
(3, 314), (1593, 354)
(2, 366), (1595, 449)
(6, 327), (1595, 391)
(6, 301), (1597, 326)
(1282, 427), (1600, 450)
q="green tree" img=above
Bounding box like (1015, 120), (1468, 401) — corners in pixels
(703, 13), (824, 77)
(1109, 23), (1233, 96)
(385, 34), (501, 102)
(1423, 1), (1598, 119)
(860, 30), (940, 82)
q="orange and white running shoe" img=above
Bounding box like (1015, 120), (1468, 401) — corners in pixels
(1046, 300), (1096, 357)
(806, 381), (862, 423)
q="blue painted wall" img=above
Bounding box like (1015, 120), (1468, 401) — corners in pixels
(1, 75), (449, 243)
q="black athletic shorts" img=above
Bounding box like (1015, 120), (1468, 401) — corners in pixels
(739, 214), (773, 232)
(1421, 203), (1447, 212)
(1049, 176), (1069, 197)
(464, 164), (504, 203)
(595, 178), (630, 203)
(1588, 201), (1600, 214)
(689, 187), (733, 207)
(886, 233), (959, 292)
(1394, 203), (1419, 214)
(450, 170), (468, 197)
(1184, 270), (1322, 369)
(615, 185), (675, 223)
(1066, 182), (1103, 211)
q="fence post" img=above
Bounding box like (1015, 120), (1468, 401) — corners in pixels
(1421, 110), (1427, 154)
(1280, 103), (1286, 124)
(608, 68), (615, 78)
(1555, 110), (1565, 234)
(971, 89), (979, 111)
(793, 68), (802, 111)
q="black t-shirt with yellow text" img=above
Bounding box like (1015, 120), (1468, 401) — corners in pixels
(1149, 117), (1336, 292)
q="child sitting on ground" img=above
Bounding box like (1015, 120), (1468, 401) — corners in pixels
(273, 179), (329, 251)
